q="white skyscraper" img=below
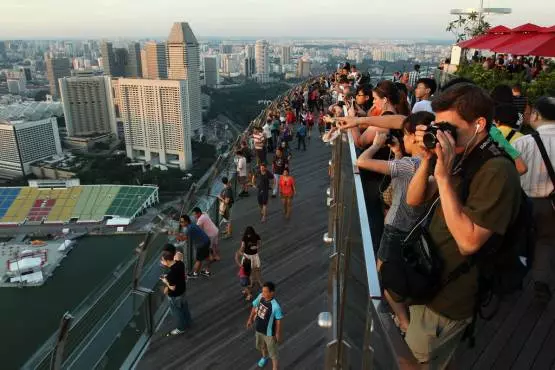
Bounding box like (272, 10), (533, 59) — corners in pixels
(203, 56), (219, 87)
(166, 22), (202, 136)
(117, 79), (192, 170)
(59, 76), (117, 137)
(255, 40), (269, 84)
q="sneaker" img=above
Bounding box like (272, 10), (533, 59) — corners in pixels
(201, 270), (212, 277)
(166, 328), (185, 336)
(187, 272), (199, 279)
(257, 357), (269, 368)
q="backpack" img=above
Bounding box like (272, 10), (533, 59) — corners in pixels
(456, 136), (534, 346)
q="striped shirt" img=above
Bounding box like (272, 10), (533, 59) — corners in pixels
(253, 131), (265, 150)
(512, 124), (555, 198)
(408, 70), (421, 89)
(385, 156), (428, 231)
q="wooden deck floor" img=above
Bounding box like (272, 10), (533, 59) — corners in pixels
(453, 277), (555, 370)
(137, 138), (331, 370)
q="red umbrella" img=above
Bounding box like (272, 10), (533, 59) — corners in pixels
(491, 23), (545, 52)
(458, 25), (511, 49)
(496, 25), (555, 57)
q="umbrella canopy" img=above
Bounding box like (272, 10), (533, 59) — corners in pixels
(495, 25), (555, 57)
(458, 25), (511, 49)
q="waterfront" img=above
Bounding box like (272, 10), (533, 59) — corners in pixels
(0, 234), (150, 370)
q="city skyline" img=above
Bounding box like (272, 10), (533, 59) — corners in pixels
(1, 0), (550, 40)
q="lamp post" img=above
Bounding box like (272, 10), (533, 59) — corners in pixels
(450, 0), (512, 23)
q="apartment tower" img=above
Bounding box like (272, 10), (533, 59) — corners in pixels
(255, 40), (269, 83)
(117, 79), (192, 170)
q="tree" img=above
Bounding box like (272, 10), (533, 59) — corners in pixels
(447, 12), (490, 42)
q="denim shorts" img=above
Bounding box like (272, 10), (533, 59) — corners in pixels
(377, 225), (408, 262)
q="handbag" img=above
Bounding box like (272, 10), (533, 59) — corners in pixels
(380, 198), (444, 304)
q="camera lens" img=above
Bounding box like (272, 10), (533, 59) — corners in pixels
(423, 132), (437, 149)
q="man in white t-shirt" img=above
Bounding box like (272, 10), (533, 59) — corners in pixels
(192, 207), (221, 261)
(411, 78), (436, 114)
(236, 150), (248, 196)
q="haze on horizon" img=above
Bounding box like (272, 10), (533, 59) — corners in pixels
(0, 0), (550, 40)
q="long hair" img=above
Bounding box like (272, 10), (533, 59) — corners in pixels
(242, 226), (259, 242)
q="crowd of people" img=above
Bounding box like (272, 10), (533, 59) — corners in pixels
(156, 61), (555, 369)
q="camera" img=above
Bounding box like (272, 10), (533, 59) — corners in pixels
(423, 122), (458, 149)
(385, 129), (403, 146)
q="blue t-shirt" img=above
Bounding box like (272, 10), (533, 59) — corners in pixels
(252, 294), (283, 337)
(183, 224), (210, 247)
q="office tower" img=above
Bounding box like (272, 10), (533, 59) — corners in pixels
(0, 117), (62, 179)
(58, 76), (117, 137)
(244, 44), (255, 78)
(126, 42), (142, 77)
(221, 54), (241, 75)
(142, 41), (167, 79)
(117, 79), (193, 170)
(100, 41), (116, 76)
(280, 46), (291, 65)
(296, 58), (311, 78)
(255, 40), (269, 83)
(220, 44), (233, 54)
(204, 56), (219, 87)
(166, 22), (202, 136)
(45, 55), (70, 98)
(6, 71), (26, 94)
(113, 47), (128, 77)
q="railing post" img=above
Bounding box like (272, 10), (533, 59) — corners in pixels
(49, 312), (73, 370)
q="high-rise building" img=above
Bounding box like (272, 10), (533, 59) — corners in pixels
(113, 47), (128, 77)
(126, 42), (142, 78)
(221, 53), (241, 75)
(244, 44), (255, 78)
(203, 56), (219, 87)
(280, 46), (291, 66)
(220, 44), (233, 54)
(255, 40), (269, 83)
(117, 79), (192, 170)
(100, 41), (116, 76)
(142, 41), (167, 79)
(0, 117), (62, 179)
(6, 70), (26, 94)
(0, 41), (6, 60)
(166, 22), (202, 136)
(58, 76), (117, 137)
(45, 55), (71, 98)
(296, 58), (311, 78)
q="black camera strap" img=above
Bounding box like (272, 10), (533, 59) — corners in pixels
(532, 132), (555, 197)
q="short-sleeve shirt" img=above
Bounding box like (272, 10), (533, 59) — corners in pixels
(489, 126), (521, 160)
(496, 125), (524, 144)
(385, 157), (428, 231)
(256, 171), (274, 193)
(166, 261), (186, 297)
(253, 132), (265, 150)
(427, 157), (521, 320)
(243, 234), (261, 255)
(253, 294), (284, 337)
(196, 214), (219, 238)
(272, 156), (289, 175)
(279, 176), (295, 197)
(411, 100), (433, 114)
(183, 223), (210, 248)
(237, 156), (247, 177)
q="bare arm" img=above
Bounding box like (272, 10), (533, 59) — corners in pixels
(406, 157), (437, 206)
(515, 157), (528, 175)
(338, 115), (406, 130)
(235, 243), (245, 267)
(356, 145), (391, 175)
(275, 320), (282, 342)
(246, 307), (257, 328)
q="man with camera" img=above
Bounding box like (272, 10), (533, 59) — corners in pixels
(404, 83), (522, 367)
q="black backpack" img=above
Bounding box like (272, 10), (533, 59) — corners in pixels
(456, 137), (535, 346)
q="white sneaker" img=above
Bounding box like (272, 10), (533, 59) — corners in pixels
(167, 328), (185, 336)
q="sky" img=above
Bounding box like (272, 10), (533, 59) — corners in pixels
(0, 0), (551, 40)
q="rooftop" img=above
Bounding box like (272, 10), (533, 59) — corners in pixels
(0, 101), (63, 122)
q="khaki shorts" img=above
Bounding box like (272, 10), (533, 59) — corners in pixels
(243, 253), (261, 269)
(256, 332), (279, 359)
(405, 305), (471, 369)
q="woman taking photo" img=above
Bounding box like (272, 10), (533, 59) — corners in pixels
(278, 168), (296, 219)
(356, 111), (435, 334)
(235, 226), (263, 291)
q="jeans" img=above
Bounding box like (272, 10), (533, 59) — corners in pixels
(168, 294), (192, 330)
(297, 136), (306, 151)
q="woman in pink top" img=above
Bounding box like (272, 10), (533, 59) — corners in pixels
(278, 168), (296, 220)
(192, 207), (220, 261)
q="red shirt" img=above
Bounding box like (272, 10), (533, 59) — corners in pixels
(286, 111), (296, 124)
(279, 176), (295, 197)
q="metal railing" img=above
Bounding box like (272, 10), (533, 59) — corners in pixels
(23, 78), (320, 370)
(323, 131), (420, 369)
